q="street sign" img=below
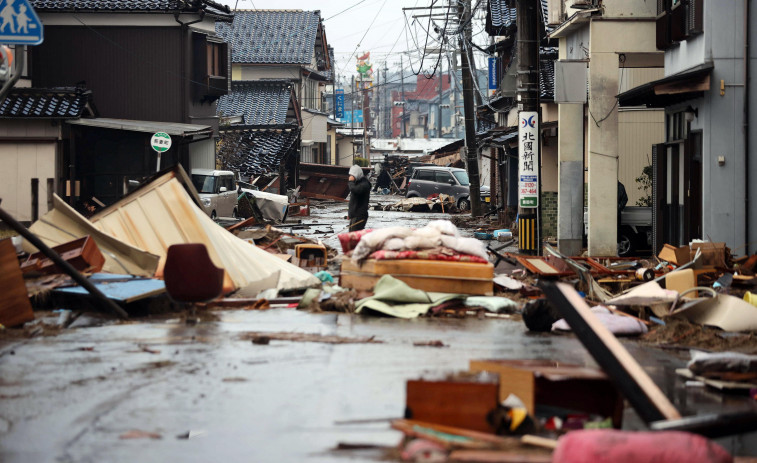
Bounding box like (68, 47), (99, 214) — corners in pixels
(518, 111), (539, 208)
(0, 0), (43, 45)
(150, 132), (172, 152)
(335, 88), (344, 119)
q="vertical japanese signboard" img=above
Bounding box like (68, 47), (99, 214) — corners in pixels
(488, 57), (499, 96)
(335, 88), (344, 119)
(518, 111), (539, 208)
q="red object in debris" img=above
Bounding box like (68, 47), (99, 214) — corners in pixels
(164, 244), (225, 303)
(337, 229), (373, 253)
(552, 430), (732, 463)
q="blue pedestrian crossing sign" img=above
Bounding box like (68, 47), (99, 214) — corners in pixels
(0, 0), (43, 45)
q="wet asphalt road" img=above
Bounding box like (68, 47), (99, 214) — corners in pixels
(2, 310), (756, 462)
(1, 197), (755, 461)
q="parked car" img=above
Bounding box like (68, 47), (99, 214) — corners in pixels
(405, 166), (489, 211)
(583, 206), (652, 256)
(191, 169), (238, 219)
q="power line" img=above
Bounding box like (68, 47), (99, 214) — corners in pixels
(325, 0), (368, 21)
(339, 0), (390, 75)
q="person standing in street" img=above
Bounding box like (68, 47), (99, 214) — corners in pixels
(348, 165), (370, 231)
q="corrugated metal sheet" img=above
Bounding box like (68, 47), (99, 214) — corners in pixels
(89, 175), (319, 293)
(618, 109), (665, 206)
(26, 195), (160, 277)
(189, 139), (216, 170)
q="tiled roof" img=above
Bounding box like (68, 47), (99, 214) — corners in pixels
(487, 0), (516, 35)
(0, 87), (92, 119)
(218, 128), (300, 179)
(539, 57), (555, 101)
(216, 10), (321, 65)
(487, 0), (553, 37)
(322, 46), (335, 81)
(217, 81), (294, 126)
(29, 0), (231, 16)
(540, 48), (557, 99)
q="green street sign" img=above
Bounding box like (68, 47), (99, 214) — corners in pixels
(520, 197), (538, 208)
(150, 132), (172, 153)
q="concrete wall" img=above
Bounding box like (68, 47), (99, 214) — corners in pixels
(586, 18), (658, 255)
(602, 0), (656, 18)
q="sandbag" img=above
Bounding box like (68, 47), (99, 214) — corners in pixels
(552, 430), (732, 463)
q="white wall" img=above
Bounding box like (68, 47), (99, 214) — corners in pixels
(0, 142), (57, 222)
(189, 138), (216, 170)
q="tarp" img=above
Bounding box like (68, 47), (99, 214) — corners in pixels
(24, 196), (160, 277)
(355, 275), (462, 318)
(242, 188), (288, 222)
(89, 175), (320, 294)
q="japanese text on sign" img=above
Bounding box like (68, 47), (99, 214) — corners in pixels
(518, 111), (539, 208)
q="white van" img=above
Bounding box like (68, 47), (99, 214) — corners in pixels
(191, 169), (238, 219)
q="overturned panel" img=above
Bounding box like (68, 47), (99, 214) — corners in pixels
(89, 176), (319, 293)
(25, 195), (160, 277)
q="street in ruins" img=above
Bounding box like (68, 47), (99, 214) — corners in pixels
(2, 0), (757, 462)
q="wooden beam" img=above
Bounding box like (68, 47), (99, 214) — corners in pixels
(540, 281), (681, 423)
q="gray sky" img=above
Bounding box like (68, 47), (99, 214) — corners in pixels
(216, 1), (490, 89)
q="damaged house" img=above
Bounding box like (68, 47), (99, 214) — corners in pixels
(1, 0), (234, 216)
(216, 80), (302, 192)
(215, 9), (333, 168)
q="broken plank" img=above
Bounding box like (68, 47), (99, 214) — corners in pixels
(540, 281), (681, 423)
(0, 238), (34, 327)
(449, 450), (552, 463)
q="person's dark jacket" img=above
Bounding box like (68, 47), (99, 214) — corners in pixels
(618, 181), (628, 212)
(348, 177), (371, 219)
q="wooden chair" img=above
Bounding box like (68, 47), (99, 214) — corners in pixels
(164, 244), (224, 314)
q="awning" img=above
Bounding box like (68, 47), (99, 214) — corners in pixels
(67, 118), (213, 138)
(618, 62), (714, 108)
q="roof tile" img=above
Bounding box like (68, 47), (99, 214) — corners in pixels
(216, 10), (320, 65)
(218, 128), (300, 179)
(217, 81), (294, 126)
(0, 87), (91, 119)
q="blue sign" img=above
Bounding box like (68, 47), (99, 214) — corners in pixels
(340, 110), (363, 124)
(488, 57), (499, 90)
(0, 0), (43, 45)
(335, 88), (344, 119)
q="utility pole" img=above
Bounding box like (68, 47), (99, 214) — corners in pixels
(351, 74), (355, 161)
(438, 52), (443, 138)
(516, 0), (541, 255)
(400, 55), (406, 138)
(383, 63), (389, 137)
(458, 0), (482, 216)
(376, 69), (381, 138)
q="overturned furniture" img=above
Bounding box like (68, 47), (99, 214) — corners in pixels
(341, 259), (494, 296)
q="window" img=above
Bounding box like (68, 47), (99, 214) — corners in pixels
(417, 170), (434, 181)
(435, 172), (454, 184)
(452, 170), (470, 186)
(193, 33), (229, 101)
(221, 175), (235, 192)
(207, 42), (224, 77)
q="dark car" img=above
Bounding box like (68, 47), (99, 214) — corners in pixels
(405, 166), (489, 210)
